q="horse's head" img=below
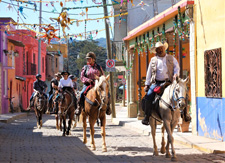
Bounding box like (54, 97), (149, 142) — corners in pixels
(35, 92), (45, 110)
(94, 75), (110, 107)
(172, 76), (189, 111)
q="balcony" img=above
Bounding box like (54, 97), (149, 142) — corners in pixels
(23, 62), (36, 76)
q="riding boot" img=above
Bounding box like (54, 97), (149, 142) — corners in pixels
(75, 96), (84, 115)
(141, 98), (151, 126)
(184, 107), (192, 122)
(106, 100), (111, 115)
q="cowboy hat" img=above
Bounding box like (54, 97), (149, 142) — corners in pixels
(151, 41), (168, 53)
(86, 52), (96, 60)
(61, 71), (70, 76)
(55, 72), (62, 78)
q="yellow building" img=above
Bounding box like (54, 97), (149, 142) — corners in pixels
(195, 0), (225, 141)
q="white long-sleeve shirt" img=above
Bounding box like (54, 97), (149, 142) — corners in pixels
(145, 54), (180, 85)
(58, 78), (73, 88)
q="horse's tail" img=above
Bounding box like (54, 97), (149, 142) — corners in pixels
(77, 114), (83, 127)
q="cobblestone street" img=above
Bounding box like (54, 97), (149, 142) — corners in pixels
(0, 113), (224, 163)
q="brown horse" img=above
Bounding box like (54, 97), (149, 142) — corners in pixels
(57, 89), (76, 136)
(149, 77), (189, 161)
(33, 92), (47, 129)
(49, 91), (62, 130)
(81, 75), (110, 152)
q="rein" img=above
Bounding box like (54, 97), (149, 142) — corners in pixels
(60, 90), (74, 116)
(158, 83), (185, 111)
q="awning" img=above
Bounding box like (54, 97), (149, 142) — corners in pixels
(8, 39), (25, 47)
(16, 76), (26, 81)
(123, 0), (194, 41)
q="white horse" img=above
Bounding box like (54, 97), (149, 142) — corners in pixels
(149, 76), (189, 161)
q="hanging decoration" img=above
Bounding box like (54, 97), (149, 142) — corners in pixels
(137, 1), (148, 10)
(7, 4), (13, 11)
(18, 6), (27, 19)
(85, 8), (88, 19)
(41, 25), (59, 44)
(54, 11), (73, 37)
(79, 10), (85, 17)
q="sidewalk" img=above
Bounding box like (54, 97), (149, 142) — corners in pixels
(0, 112), (28, 124)
(111, 103), (225, 154)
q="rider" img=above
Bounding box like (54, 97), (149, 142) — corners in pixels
(55, 71), (77, 106)
(48, 72), (61, 114)
(142, 41), (180, 125)
(69, 75), (78, 93)
(75, 52), (111, 116)
(28, 74), (48, 110)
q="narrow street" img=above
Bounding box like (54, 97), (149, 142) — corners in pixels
(0, 113), (224, 163)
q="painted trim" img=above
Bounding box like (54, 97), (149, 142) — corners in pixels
(123, 0), (194, 41)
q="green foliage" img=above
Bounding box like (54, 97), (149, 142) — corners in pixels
(63, 40), (107, 78)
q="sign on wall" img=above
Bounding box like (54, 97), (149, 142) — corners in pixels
(106, 59), (116, 72)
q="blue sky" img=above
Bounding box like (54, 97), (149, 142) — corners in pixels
(0, 0), (114, 40)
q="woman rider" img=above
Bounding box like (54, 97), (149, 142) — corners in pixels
(75, 52), (111, 115)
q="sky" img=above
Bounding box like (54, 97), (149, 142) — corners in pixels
(0, 0), (114, 41)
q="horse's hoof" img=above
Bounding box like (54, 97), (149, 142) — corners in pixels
(40, 120), (42, 127)
(91, 146), (96, 151)
(56, 126), (59, 130)
(166, 153), (171, 158)
(171, 157), (177, 162)
(66, 131), (70, 136)
(38, 125), (41, 129)
(102, 147), (107, 152)
(62, 133), (65, 136)
(160, 148), (166, 154)
(153, 151), (159, 156)
(83, 139), (87, 144)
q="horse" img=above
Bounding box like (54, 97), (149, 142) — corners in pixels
(49, 91), (62, 130)
(148, 76), (189, 161)
(33, 92), (47, 129)
(81, 75), (110, 152)
(57, 89), (77, 136)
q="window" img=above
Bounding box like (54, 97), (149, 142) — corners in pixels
(42, 57), (44, 73)
(204, 48), (222, 98)
(56, 58), (58, 68)
(33, 53), (35, 63)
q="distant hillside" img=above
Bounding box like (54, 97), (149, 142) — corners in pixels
(95, 38), (107, 48)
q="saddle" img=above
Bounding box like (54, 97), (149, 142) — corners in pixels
(142, 81), (171, 122)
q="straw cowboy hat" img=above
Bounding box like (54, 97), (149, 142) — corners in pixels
(151, 41), (168, 53)
(55, 72), (62, 78)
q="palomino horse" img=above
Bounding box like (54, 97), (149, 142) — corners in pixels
(81, 75), (110, 152)
(34, 92), (47, 129)
(149, 76), (189, 161)
(58, 89), (77, 136)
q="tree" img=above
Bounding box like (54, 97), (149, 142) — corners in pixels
(64, 40), (107, 78)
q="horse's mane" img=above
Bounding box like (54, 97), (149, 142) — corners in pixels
(94, 75), (108, 91)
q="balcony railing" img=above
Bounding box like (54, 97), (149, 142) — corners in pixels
(23, 62), (36, 75)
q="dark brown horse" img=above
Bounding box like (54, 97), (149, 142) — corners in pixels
(49, 91), (62, 130)
(81, 75), (110, 152)
(58, 89), (77, 136)
(34, 92), (47, 129)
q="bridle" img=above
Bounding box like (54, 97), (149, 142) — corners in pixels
(59, 90), (74, 116)
(158, 83), (186, 112)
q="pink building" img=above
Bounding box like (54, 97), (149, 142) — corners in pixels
(8, 29), (47, 110)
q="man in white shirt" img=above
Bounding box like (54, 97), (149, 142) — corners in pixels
(142, 42), (180, 125)
(55, 71), (77, 106)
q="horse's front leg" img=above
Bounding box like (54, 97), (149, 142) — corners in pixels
(62, 116), (66, 136)
(55, 114), (59, 130)
(34, 109), (40, 129)
(100, 113), (107, 152)
(149, 117), (158, 156)
(169, 117), (179, 161)
(66, 111), (74, 135)
(40, 111), (43, 127)
(160, 124), (166, 154)
(89, 117), (96, 151)
(82, 112), (87, 144)
(164, 120), (175, 160)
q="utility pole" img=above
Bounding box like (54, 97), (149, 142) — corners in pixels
(67, 34), (69, 72)
(38, 2), (42, 74)
(103, 0), (116, 118)
(153, 0), (158, 16)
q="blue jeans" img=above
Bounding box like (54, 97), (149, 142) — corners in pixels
(49, 94), (54, 102)
(30, 92), (47, 102)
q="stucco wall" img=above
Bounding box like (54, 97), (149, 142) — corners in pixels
(195, 0), (225, 141)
